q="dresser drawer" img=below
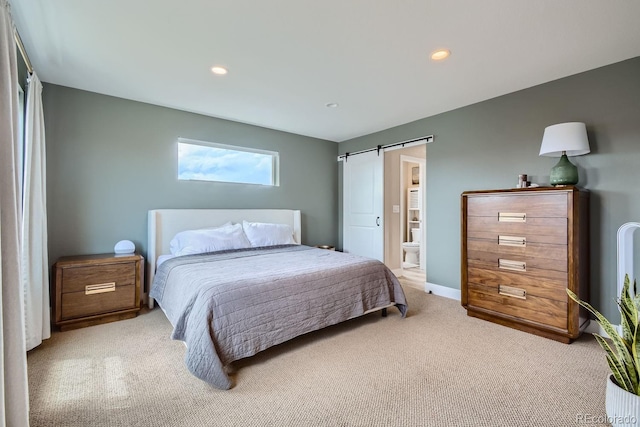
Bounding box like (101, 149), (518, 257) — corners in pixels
(467, 216), (567, 245)
(61, 262), (135, 293)
(467, 193), (568, 218)
(61, 284), (136, 320)
(467, 264), (567, 302)
(467, 258), (567, 280)
(467, 282), (567, 330)
(466, 248), (567, 273)
(467, 239), (568, 263)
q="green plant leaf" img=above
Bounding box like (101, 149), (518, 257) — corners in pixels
(626, 274), (640, 395)
(634, 322), (640, 395)
(621, 304), (634, 347)
(633, 276), (640, 312)
(594, 334), (635, 392)
(621, 275), (637, 342)
(605, 354), (633, 393)
(567, 288), (638, 393)
(619, 275), (640, 392)
(620, 299), (636, 351)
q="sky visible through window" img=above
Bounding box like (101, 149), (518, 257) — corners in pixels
(178, 141), (276, 185)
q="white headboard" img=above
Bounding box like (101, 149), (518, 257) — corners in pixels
(146, 209), (301, 307)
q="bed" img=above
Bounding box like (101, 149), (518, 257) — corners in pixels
(147, 209), (408, 389)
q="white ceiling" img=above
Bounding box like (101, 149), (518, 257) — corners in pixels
(10, 0), (640, 142)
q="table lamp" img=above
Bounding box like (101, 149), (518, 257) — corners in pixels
(539, 122), (590, 186)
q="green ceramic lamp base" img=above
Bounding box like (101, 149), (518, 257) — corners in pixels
(549, 153), (579, 186)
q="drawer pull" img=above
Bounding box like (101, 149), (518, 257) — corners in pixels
(85, 282), (116, 295)
(498, 235), (526, 247)
(498, 259), (526, 272)
(499, 212), (526, 223)
(498, 285), (527, 299)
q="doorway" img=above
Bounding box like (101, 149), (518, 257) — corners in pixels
(341, 138), (428, 290)
(398, 154), (426, 288)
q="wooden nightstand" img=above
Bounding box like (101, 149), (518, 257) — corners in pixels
(52, 253), (143, 331)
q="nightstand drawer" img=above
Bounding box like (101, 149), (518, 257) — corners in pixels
(62, 263), (135, 293)
(467, 193), (567, 218)
(61, 284), (136, 320)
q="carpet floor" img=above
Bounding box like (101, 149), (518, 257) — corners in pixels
(27, 285), (611, 426)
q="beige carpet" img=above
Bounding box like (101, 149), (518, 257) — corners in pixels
(27, 285), (610, 427)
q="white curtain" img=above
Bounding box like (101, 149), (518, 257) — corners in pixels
(22, 72), (50, 351)
(0, 0), (30, 425)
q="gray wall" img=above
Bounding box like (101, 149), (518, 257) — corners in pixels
(339, 57), (640, 322)
(44, 85), (339, 275)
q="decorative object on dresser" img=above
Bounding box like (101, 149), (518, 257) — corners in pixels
(52, 253), (143, 331)
(539, 122), (591, 186)
(461, 186), (589, 343)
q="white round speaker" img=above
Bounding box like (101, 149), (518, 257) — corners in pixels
(114, 240), (135, 254)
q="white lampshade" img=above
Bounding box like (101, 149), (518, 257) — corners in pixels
(539, 122), (590, 157)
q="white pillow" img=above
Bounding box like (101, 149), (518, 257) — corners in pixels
(169, 222), (232, 254)
(242, 220), (295, 247)
(169, 223), (251, 256)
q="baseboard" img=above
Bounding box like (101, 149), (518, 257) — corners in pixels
(584, 321), (621, 340)
(584, 321), (599, 335)
(425, 282), (461, 300)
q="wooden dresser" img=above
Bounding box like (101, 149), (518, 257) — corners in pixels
(461, 187), (589, 343)
(52, 253), (143, 331)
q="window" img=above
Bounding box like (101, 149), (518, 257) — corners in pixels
(177, 138), (279, 186)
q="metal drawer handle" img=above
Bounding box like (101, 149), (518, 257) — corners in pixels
(85, 282), (116, 295)
(499, 212), (526, 223)
(498, 284), (527, 299)
(498, 235), (526, 247)
(498, 259), (526, 272)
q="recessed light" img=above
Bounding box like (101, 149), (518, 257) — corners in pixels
(325, 103), (339, 108)
(211, 66), (228, 75)
(430, 49), (451, 61)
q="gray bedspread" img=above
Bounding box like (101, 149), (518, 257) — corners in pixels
(150, 244), (407, 389)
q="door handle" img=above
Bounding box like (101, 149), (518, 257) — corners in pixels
(376, 217), (381, 226)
